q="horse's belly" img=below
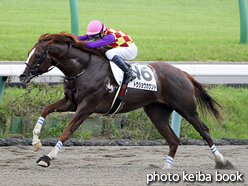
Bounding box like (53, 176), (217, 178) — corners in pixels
(94, 89), (159, 114)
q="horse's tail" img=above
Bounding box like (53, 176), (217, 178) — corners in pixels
(183, 71), (223, 122)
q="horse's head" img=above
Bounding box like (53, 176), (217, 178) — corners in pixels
(20, 42), (53, 83)
(20, 32), (106, 84)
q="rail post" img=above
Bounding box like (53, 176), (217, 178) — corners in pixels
(239, 0), (248, 44)
(0, 77), (7, 104)
(171, 111), (181, 138)
(69, 0), (79, 36)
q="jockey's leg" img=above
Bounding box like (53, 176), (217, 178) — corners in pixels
(105, 43), (138, 84)
(111, 55), (136, 84)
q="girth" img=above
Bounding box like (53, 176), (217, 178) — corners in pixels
(105, 74), (129, 115)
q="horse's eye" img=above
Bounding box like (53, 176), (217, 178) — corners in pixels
(35, 54), (41, 58)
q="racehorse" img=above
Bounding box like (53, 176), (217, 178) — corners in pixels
(20, 32), (234, 169)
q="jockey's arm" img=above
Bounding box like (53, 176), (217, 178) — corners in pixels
(86, 34), (115, 49)
(77, 34), (89, 41)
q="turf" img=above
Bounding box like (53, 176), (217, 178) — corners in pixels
(1, 0), (248, 61)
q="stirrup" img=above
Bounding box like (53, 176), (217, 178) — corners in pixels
(124, 73), (136, 84)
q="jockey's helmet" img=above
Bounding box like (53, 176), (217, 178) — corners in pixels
(86, 20), (106, 35)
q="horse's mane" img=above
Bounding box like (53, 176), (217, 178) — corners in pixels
(38, 32), (106, 57)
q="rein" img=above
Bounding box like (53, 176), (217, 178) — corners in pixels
(25, 42), (92, 81)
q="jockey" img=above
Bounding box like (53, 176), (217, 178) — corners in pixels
(77, 20), (137, 84)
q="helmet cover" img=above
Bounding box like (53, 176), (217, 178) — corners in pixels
(87, 20), (106, 35)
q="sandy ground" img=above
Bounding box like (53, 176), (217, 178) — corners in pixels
(0, 145), (247, 186)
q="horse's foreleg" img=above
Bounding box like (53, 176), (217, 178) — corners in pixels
(36, 141), (63, 167)
(36, 107), (92, 167)
(36, 86), (108, 167)
(32, 117), (44, 151)
(36, 93), (102, 167)
(33, 97), (76, 151)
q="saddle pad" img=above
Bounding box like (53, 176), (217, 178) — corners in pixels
(109, 62), (157, 91)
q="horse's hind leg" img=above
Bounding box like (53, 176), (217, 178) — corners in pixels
(177, 106), (234, 169)
(144, 102), (178, 169)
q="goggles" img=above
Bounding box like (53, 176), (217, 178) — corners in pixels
(88, 33), (102, 41)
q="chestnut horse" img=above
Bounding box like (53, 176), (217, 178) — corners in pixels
(20, 32), (233, 169)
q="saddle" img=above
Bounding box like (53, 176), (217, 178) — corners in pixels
(105, 62), (157, 115)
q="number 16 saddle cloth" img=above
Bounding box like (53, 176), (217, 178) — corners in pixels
(105, 62), (157, 115)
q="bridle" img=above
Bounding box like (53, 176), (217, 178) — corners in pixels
(25, 42), (92, 81)
(25, 42), (72, 77)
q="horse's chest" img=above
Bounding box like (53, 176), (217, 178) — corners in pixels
(64, 81), (79, 102)
(63, 87), (75, 101)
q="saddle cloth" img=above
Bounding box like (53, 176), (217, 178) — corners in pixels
(109, 61), (157, 91)
(105, 62), (157, 115)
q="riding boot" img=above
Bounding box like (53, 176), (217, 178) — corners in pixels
(125, 62), (132, 68)
(112, 55), (136, 84)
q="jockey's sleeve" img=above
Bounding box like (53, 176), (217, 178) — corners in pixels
(86, 34), (115, 48)
(77, 34), (89, 40)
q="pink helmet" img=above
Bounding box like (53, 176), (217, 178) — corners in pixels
(86, 20), (106, 35)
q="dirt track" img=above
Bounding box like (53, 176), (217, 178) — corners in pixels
(0, 145), (247, 186)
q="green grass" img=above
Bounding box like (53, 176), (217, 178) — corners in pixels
(1, 0), (248, 61)
(179, 86), (248, 139)
(124, 86), (248, 140)
(0, 0), (248, 140)
(124, 85), (248, 140)
(1, 83), (247, 139)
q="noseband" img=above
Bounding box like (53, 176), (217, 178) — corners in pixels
(25, 42), (72, 77)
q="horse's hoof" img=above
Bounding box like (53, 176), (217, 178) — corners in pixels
(162, 163), (172, 169)
(36, 155), (51, 167)
(33, 141), (42, 152)
(215, 159), (236, 170)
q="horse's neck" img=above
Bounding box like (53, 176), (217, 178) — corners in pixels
(55, 47), (90, 78)
(51, 44), (109, 79)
